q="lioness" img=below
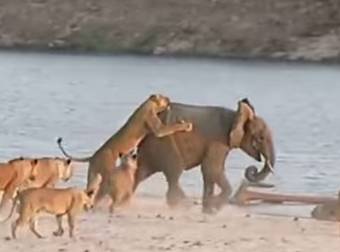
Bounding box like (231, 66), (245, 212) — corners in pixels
(4, 174), (102, 239)
(0, 158), (39, 211)
(107, 150), (137, 213)
(22, 157), (73, 189)
(57, 94), (192, 202)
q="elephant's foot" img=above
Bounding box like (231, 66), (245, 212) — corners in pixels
(166, 186), (187, 206)
(173, 197), (193, 210)
(202, 198), (218, 215)
(202, 205), (217, 215)
(167, 196), (191, 209)
(211, 194), (229, 210)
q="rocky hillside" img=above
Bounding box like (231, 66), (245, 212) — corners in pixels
(1, 0), (340, 61)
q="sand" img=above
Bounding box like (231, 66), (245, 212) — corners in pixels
(0, 193), (339, 252)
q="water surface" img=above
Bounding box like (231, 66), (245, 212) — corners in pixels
(0, 51), (339, 202)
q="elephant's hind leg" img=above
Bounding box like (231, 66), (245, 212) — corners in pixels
(201, 164), (216, 214)
(163, 163), (186, 208)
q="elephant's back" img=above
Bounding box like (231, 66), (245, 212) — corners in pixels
(160, 102), (236, 141)
(137, 102), (236, 173)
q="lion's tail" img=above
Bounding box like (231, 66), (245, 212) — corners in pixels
(1, 194), (19, 223)
(57, 137), (92, 163)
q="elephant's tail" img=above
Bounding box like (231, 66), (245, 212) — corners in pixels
(57, 137), (92, 162)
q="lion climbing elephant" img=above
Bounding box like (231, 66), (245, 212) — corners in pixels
(134, 99), (276, 213)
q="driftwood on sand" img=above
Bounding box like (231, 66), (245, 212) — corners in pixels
(230, 180), (339, 221)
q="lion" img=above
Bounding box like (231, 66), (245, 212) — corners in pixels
(107, 150), (138, 213)
(3, 174), (102, 239)
(57, 94), (193, 203)
(22, 157), (73, 189)
(0, 157), (39, 211)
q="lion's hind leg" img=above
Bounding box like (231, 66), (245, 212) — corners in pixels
(11, 213), (29, 239)
(29, 218), (44, 239)
(53, 215), (64, 237)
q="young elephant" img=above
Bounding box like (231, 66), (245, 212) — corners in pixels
(107, 151), (138, 213)
(3, 174), (102, 239)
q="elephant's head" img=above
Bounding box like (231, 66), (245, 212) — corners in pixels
(229, 98), (275, 183)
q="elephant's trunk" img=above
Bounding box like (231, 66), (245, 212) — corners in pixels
(244, 138), (275, 183)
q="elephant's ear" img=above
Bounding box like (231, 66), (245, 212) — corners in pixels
(229, 99), (255, 148)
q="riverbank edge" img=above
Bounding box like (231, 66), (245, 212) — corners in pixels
(1, 46), (340, 66)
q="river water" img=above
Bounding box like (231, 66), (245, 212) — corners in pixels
(0, 51), (340, 205)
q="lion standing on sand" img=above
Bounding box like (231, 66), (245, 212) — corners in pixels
(3, 174), (102, 239)
(57, 94), (193, 203)
(107, 150), (138, 213)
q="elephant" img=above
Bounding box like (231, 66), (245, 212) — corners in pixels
(134, 98), (276, 213)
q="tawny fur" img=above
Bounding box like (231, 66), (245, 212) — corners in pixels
(21, 157), (73, 189)
(3, 174), (102, 239)
(107, 151), (137, 213)
(0, 158), (39, 210)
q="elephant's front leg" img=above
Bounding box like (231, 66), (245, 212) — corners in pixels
(201, 143), (230, 213)
(211, 147), (231, 210)
(214, 174), (232, 210)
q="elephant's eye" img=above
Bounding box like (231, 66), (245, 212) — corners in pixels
(254, 135), (263, 144)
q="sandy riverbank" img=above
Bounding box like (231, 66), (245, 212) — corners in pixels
(0, 194), (339, 252)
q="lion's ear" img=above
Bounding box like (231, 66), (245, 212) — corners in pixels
(229, 99), (255, 148)
(240, 98), (255, 113)
(31, 159), (39, 166)
(86, 189), (95, 197)
(149, 94), (161, 102)
(66, 159), (71, 165)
